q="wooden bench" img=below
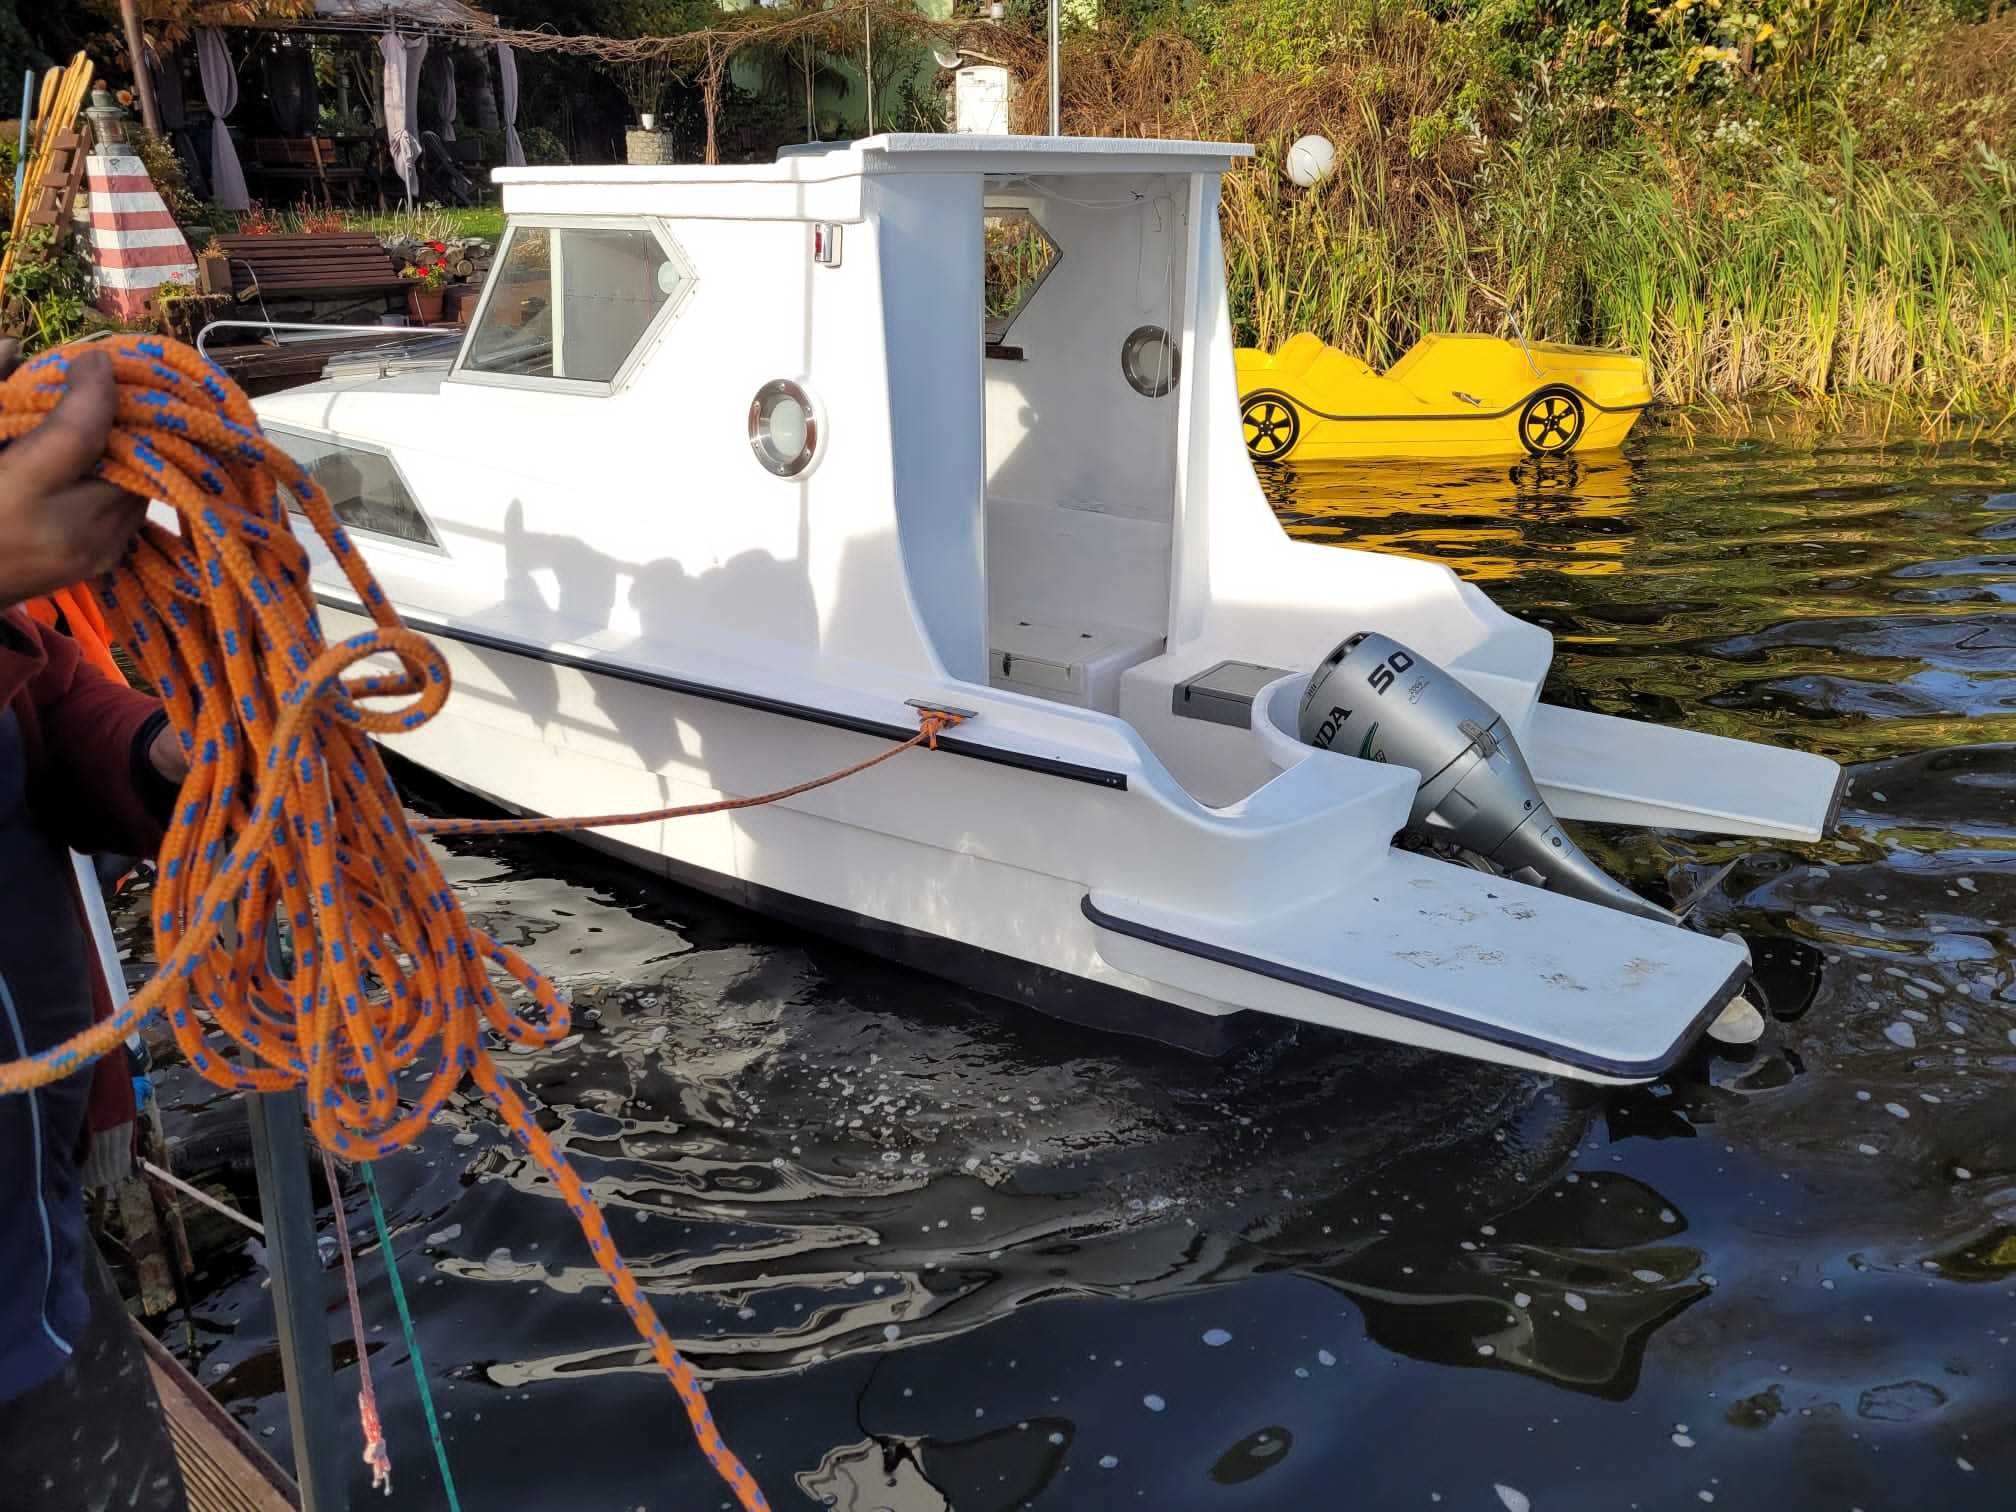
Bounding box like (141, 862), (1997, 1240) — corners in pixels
(248, 137), (366, 207)
(212, 233), (410, 307)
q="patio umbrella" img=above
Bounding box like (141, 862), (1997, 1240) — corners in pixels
(379, 31), (428, 205)
(497, 43), (525, 167)
(197, 28), (249, 210)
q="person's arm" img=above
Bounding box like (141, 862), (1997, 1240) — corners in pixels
(0, 341), (150, 611)
(9, 611), (185, 858)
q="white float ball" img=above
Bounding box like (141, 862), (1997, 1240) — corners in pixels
(1286, 134), (1337, 189)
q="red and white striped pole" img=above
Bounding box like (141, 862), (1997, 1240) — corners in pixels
(86, 147), (197, 323)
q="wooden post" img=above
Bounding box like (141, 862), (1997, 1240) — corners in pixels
(702, 39), (722, 166)
(116, 0), (161, 137)
(247, 1091), (348, 1512)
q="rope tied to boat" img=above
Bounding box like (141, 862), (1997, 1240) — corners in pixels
(0, 334), (967, 1511)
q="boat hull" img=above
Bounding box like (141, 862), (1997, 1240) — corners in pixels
(325, 596), (1749, 1087)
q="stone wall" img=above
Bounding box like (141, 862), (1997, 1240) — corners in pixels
(625, 129), (676, 166)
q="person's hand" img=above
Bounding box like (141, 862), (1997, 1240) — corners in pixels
(147, 719), (189, 785)
(0, 340), (149, 610)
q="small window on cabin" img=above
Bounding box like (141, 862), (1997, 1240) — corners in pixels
(266, 428), (439, 548)
(983, 209), (1059, 348)
(462, 224), (688, 385)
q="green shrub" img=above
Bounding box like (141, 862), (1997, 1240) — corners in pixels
(519, 125), (570, 166)
(1, 226), (104, 352)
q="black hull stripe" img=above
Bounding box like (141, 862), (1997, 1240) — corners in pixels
(1241, 384), (1651, 425)
(1821, 765), (1849, 837)
(314, 590), (1129, 790)
(1079, 894), (1745, 1080)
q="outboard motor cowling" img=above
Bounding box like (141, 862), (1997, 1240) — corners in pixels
(1298, 632), (1674, 924)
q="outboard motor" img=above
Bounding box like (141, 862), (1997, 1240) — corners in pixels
(1298, 632), (1673, 924)
(1298, 631), (1765, 1045)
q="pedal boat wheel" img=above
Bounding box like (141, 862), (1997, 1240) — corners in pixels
(1518, 386), (1586, 456)
(1241, 391), (1300, 461)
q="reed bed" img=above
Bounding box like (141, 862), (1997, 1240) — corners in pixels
(1050, 8), (2016, 429)
(1217, 128), (2016, 424)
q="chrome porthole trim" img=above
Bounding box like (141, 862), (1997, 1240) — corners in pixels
(748, 378), (821, 478)
(1120, 324), (1180, 398)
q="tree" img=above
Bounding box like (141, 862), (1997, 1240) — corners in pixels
(593, 0), (712, 123)
(736, 1), (854, 142)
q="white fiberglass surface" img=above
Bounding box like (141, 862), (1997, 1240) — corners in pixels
(979, 172), (1193, 711)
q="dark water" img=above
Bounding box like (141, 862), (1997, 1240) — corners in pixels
(148, 434), (2016, 1511)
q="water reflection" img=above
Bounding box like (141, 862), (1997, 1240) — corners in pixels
(1265, 454), (1637, 582)
(149, 432), (2016, 1509)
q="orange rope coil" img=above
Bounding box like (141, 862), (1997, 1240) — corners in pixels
(0, 335), (960, 1508)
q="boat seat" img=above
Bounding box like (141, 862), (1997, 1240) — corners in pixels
(988, 617), (1165, 712)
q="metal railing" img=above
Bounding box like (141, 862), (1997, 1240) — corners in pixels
(195, 319), (447, 360)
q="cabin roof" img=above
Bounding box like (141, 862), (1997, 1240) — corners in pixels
(492, 133), (1253, 193)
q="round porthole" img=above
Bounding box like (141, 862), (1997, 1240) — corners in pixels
(1121, 324), (1180, 398)
(748, 379), (820, 477)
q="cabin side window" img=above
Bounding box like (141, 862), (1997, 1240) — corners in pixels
(459, 221), (692, 388)
(265, 427), (440, 548)
(982, 208), (1059, 354)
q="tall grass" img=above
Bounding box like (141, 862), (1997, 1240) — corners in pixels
(1218, 134), (2016, 423)
(1562, 142), (2016, 410)
(1222, 151), (1477, 370)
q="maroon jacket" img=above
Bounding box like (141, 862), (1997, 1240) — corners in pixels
(0, 607), (169, 859)
(2, 607), (175, 1400)
(0, 605), (170, 1139)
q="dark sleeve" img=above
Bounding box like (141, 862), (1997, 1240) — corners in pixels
(22, 618), (174, 859)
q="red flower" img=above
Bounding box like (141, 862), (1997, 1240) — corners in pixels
(427, 240), (448, 253)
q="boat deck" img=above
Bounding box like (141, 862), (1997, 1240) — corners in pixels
(134, 1323), (300, 1512)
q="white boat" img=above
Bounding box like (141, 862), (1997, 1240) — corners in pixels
(246, 135), (1840, 1086)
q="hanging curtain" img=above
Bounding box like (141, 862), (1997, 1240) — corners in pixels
(379, 31), (428, 204)
(266, 41), (320, 138)
(427, 47), (458, 142)
(496, 43), (525, 167)
(197, 28), (248, 211)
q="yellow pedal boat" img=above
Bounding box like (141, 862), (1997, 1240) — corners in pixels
(1235, 332), (1652, 464)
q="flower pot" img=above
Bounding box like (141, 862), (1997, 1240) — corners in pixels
(407, 286), (445, 324)
(639, 113), (656, 131)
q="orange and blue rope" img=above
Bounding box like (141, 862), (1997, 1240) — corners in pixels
(0, 333), (854, 1510)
